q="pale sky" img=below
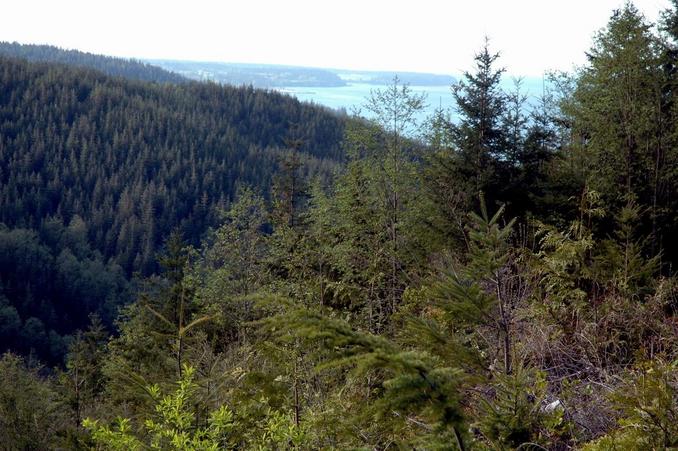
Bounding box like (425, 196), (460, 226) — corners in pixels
(0, 0), (673, 76)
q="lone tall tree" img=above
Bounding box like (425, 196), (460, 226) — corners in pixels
(452, 38), (506, 203)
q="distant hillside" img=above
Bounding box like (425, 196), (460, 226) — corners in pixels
(0, 41), (186, 84)
(151, 60), (346, 87)
(0, 55), (346, 361)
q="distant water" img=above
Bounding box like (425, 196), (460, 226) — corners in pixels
(280, 83), (455, 113)
(279, 83), (455, 123)
(279, 77), (547, 124)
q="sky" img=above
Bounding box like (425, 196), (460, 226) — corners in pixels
(1, 0), (673, 76)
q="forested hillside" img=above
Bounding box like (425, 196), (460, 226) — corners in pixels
(0, 55), (345, 362)
(3, 2), (678, 450)
(0, 41), (187, 84)
(0, 56), (344, 269)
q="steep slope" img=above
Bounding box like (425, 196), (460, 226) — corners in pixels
(0, 56), (346, 361)
(0, 55), (345, 271)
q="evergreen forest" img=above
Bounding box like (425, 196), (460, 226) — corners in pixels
(3, 2), (678, 450)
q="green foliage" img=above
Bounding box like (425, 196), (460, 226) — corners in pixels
(190, 187), (271, 344)
(101, 301), (177, 408)
(562, 3), (670, 257)
(102, 236), (214, 412)
(474, 366), (565, 450)
(85, 365), (237, 451)
(259, 306), (467, 449)
(592, 200), (659, 297)
(533, 188), (603, 318)
(202, 187), (269, 297)
(583, 360), (678, 450)
(249, 407), (309, 450)
(362, 77), (427, 327)
(0, 45), (324, 357)
(0, 353), (66, 450)
(0, 224), (128, 363)
(326, 148), (390, 318)
(294, 78), (430, 332)
(60, 314), (109, 429)
(425, 197), (519, 374)
(83, 418), (144, 451)
(466, 197), (516, 279)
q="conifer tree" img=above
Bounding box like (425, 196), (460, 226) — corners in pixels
(330, 135), (391, 327)
(301, 179), (336, 308)
(102, 232), (211, 412)
(426, 196), (519, 375)
(202, 187), (269, 298)
(143, 232), (211, 378)
(519, 84), (558, 214)
(271, 150), (307, 230)
(451, 38), (506, 204)
(421, 107), (468, 252)
(564, 4), (665, 250)
(61, 315), (108, 428)
(473, 365), (565, 449)
(364, 76), (426, 320)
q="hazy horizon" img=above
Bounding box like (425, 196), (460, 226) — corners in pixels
(2, 0), (673, 77)
(144, 57), (455, 77)
(0, 41), (548, 79)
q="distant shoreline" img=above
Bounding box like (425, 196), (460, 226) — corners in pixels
(146, 59), (457, 89)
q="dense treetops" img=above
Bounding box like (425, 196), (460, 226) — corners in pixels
(0, 54), (345, 273)
(3, 2), (678, 449)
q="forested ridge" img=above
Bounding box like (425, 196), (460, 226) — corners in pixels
(4, 2), (678, 450)
(0, 41), (188, 84)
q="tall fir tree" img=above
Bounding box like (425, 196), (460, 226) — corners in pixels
(451, 38), (506, 206)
